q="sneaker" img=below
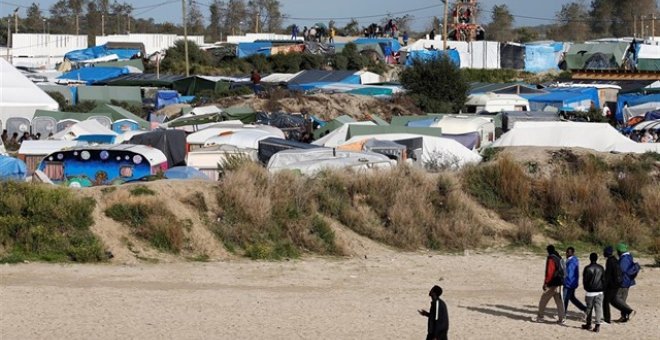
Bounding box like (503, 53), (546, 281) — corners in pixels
(581, 324), (592, 330)
(558, 319), (566, 325)
(627, 310), (636, 321)
(593, 324), (600, 333)
(532, 316), (545, 323)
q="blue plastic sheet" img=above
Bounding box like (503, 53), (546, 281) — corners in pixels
(0, 155), (27, 181)
(528, 88), (600, 111)
(406, 118), (437, 127)
(616, 93), (660, 122)
(353, 38), (402, 53)
(237, 42), (273, 58)
(165, 166), (211, 180)
(58, 67), (129, 84)
(405, 49), (460, 67)
(64, 44), (141, 62)
(156, 90), (180, 109)
(524, 45), (559, 73)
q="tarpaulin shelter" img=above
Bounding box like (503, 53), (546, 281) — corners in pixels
(33, 109), (111, 123)
(173, 76), (232, 96)
(267, 148), (395, 176)
(156, 90), (180, 109)
(528, 87), (600, 112)
(237, 42), (273, 58)
(313, 115), (356, 139)
(257, 137), (323, 164)
(129, 130), (187, 168)
(164, 166), (211, 180)
(500, 43), (525, 70)
(58, 67), (129, 84)
(104, 73), (185, 88)
(51, 119), (118, 142)
(501, 111), (561, 132)
(0, 58), (59, 129)
(469, 82), (545, 95)
(524, 43), (563, 73)
(0, 155), (27, 181)
(352, 38), (402, 55)
(93, 59), (145, 71)
(565, 43), (629, 70)
(616, 93), (660, 122)
(637, 44), (660, 71)
(64, 44), (141, 62)
(77, 86), (142, 105)
(405, 49), (460, 67)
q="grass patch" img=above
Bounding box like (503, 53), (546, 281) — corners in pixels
(129, 185), (156, 197)
(0, 182), (106, 263)
(181, 192), (208, 214)
(105, 198), (185, 253)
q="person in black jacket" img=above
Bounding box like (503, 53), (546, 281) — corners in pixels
(603, 246), (632, 323)
(418, 285), (449, 340)
(582, 253), (605, 332)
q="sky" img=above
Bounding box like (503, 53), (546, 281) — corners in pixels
(1, 0), (656, 31)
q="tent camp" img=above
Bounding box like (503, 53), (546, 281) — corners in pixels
(187, 123), (285, 150)
(465, 93), (530, 113)
(77, 86), (142, 105)
(617, 93), (660, 122)
(0, 57), (59, 129)
(203, 129), (283, 150)
(129, 130), (188, 168)
(0, 155), (27, 181)
(564, 43), (629, 70)
(90, 104), (150, 129)
(51, 119), (118, 143)
(186, 145), (259, 180)
(492, 121), (660, 153)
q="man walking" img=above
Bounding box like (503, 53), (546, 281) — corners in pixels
(291, 24), (299, 40)
(602, 246), (633, 323)
(535, 245), (565, 324)
(616, 243), (638, 322)
(582, 253), (605, 332)
(418, 285), (449, 340)
(563, 247), (587, 315)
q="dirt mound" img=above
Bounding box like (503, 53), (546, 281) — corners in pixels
(214, 92), (422, 121)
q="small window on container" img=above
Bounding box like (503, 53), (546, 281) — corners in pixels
(44, 162), (64, 180)
(120, 165), (134, 178)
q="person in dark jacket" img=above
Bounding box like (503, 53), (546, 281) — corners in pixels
(563, 247), (587, 314)
(535, 245), (565, 324)
(582, 253), (605, 332)
(603, 246), (632, 323)
(616, 243), (637, 322)
(418, 285), (449, 340)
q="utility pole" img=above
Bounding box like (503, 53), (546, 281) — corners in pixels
(76, 15), (80, 35)
(255, 12), (259, 33)
(634, 15), (637, 38)
(442, 0), (448, 49)
(641, 16), (645, 38)
(127, 14), (131, 33)
(652, 15), (656, 42)
(102, 14), (105, 36)
(6, 18), (10, 61)
(182, 0), (190, 77)
(13, 8), (18, 33)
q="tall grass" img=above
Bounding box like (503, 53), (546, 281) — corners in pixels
(0, 182), (106, 263)
(462, 152), (660, 253)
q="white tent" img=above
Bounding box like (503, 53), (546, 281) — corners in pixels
(0, 57), (59, 129)
(203, 129), (282, 149)
(267, 148), (395, 176)
(340, 133), (482, 169)
(492, 121), (660, 153)
(51, 119), (118, 141)
(187, 125), (285, 147)
(312, 122), (376, 148)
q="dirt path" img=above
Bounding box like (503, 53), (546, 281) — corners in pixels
(2, 254), (658, 339)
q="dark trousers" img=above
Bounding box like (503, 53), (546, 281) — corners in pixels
(617, 287), (633, 318)
(604, 288), (632, 322)
(563, 287), (587, 313)
(426, 331), (448, 340)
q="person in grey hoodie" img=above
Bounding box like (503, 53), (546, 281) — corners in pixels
(582, 253), (605, 333)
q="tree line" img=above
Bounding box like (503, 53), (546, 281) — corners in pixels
(486, 0), (659, 43)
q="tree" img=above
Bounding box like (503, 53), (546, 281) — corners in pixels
(187, 0), (205, 35)
(247, 0), (283, 33)
(25, 3), (44, 33)
(400, 57), (468, 113)
(611, 0), (657, 37)
(589, 0), (615, 37)
(486, 5), (514, 42)
(224, 0), (247, 36)
(85, 1), (101, 45)
(548, 2), (590, 42)
(50, 0), (74, 34)
(68, 0), (86, 35)
(208, 1), (225, 42)
(110, 1), (133, 34)
(342, 19), (360, 36)
(515, 27), (538, 43)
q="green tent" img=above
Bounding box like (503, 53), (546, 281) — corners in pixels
(77, 86), (142, 105)
(173, 76), (232, 96)
(565, 43), (629, 70)
(165, 112), (224, 128)
(90, 104), (150, 129)
(223, 106), (257, 123)
(94, 59), (145, 71)
(347, 125), (442, 139)
(105, 74), (184, 87)
(390, 114), (444, 127)
(313, 115), (355, 139)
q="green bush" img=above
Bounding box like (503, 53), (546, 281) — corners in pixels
(400, 56), (469, 113)
(0, 182), (106, 263)
(161, 40), (212, 74)
(129, 185), (156, 197)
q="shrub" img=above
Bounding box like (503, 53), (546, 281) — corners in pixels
(400, 56), (469, 113)
(129, 185), (156, 197)
(462, 155), (532, 212)
(0, 182), (105, 263)
(105, 198), (185, 253)
(161, 40), (212, 74)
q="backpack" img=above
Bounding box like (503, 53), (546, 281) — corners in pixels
(551, 255), (565, 284)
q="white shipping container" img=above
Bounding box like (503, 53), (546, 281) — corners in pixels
(11, 34), (87, 58)
(95, 34), (205, 55)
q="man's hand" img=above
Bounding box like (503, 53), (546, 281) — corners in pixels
(542, 284), (548, 291)
(418, 309), (429, 317)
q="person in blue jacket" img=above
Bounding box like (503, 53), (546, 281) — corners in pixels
(563, 247), (587, 315)
(616, 243), (637, 322)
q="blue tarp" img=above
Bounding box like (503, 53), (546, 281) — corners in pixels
(405, 49), (460, 67)
(353, 38), (402, 53)
(524, 44), (559, 73)
(406, 118), (438, 127)
(70, 86), (79, 104)
(156, 90), (180, 109)
(528, 87), (600, 112)
(616, 93), (660, 122)
(237, 42), (273, 58)
(0, 155), (27, 181)
(64, 44), (141, 62)
(58, 67), (128, 84)
(165, 166), (211, 180)
(645, 110), (660, 121)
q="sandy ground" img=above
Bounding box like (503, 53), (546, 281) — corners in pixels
(1, 253), (659, 340)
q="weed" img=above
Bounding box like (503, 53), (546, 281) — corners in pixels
(101, 186), (117, 194)
(129, 185), (156, 197)
(181, 192), (209, 214)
